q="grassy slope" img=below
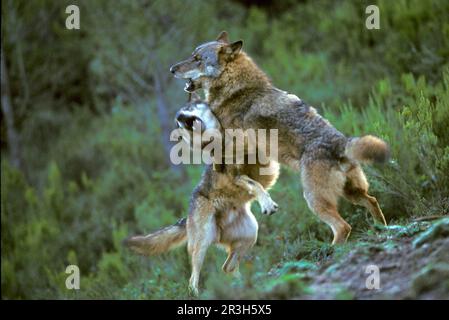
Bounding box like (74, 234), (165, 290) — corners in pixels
(210, 218), (449, 300)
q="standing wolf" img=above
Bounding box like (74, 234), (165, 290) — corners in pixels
(170, 31), (389, 245)
(126, 94), (279, 295)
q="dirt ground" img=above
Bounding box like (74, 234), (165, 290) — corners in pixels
(302, 218), (449, 299)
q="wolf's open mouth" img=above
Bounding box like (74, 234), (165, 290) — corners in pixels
(184, 79), (195, 92)
(177, 115), (203, 132)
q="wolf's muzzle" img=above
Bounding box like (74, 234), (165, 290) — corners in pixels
(170, 64), (179, 74)
(175, 111), (203, 132)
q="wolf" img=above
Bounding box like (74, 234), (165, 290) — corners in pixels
(170, 31), (389, 245)
(125, 94), (280, 295)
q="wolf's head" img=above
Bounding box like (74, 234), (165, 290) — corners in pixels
(175, 93), (221, 148)
(170, 31), (243, 82)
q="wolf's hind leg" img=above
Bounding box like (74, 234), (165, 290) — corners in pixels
(222, 250), (239, 274)
(234, 175), (278, 215)
(221, 207), (258, 274)
(187, 196), (217, 296)
(343, 166), (387, 226)
(222, 240), (254, 274)
(301, 160), (351, 244)
(360, 195), (387, 226)
(306, 198), (352, 244)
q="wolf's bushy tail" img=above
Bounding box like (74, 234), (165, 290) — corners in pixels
(345, 135), (390, 164)
(124, 218), (187, 256)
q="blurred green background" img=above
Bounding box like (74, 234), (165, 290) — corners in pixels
(1, 0), (448, 299)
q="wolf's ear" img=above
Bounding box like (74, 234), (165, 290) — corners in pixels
(216, 31), (229, 43)
(223, 40), (243, 58)
(229, 40), (243, 54)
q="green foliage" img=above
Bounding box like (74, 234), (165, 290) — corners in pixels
(323, 68), (449, 219)
(1, 0), (448, 299)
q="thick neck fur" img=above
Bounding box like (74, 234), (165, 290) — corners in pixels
(204, 52), (272, 111)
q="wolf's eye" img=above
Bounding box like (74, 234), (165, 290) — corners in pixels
(193, 55), (201, 62)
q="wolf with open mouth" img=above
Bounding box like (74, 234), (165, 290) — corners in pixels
(170, 31), (389, 246)
(125, 93), (279, 296)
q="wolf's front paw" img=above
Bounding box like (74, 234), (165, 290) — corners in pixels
(259, 196), (278, 216)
